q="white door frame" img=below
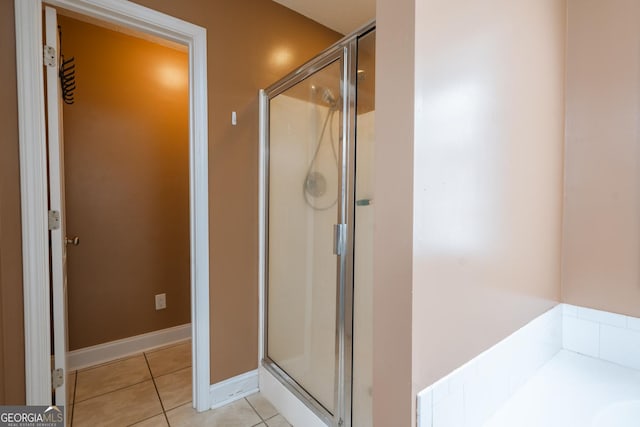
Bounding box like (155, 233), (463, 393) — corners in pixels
(14, 0), (211, 411)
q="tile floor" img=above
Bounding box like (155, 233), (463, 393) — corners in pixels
(67, 340), (291, 426)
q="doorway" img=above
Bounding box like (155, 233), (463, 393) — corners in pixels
(58, 13), (191, 360)
(54, 12), (191, 425)
(14, 0), (210, 415)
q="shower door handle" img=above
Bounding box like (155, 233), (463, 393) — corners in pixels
(333, 223), (346, 256)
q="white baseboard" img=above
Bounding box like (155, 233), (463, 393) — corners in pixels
(210, 369), (259, 409)
(68, 323), (191, 370)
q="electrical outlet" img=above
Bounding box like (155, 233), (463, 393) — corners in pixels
(155, 293), (166, 310)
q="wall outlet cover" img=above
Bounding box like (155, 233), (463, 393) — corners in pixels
(155, 293), (167, 310)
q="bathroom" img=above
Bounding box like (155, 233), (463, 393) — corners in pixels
(264, 0), (640, 425)
(2, 0), (639, 426)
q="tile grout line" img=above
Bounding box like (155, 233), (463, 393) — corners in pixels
(146, 342), (192, 379)
(151, 365), (192, 380)
(143, 352), (171, 427)
(125, 413), (167, 427)
(246, 397), (286, 426)
(73, 377), (153, 404)
(251, 414), (284, 427)
(74, 341), (190, 374)
(70, 371), (77, 426)
(265, 413), (287, 426)
(74, 377), (163, 426)
(72, 345), (190, 426)
(245, 397), (267, 424)
(147, 358), (192, 414)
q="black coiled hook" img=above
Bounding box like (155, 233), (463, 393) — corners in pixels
(58, 26), (76, 105)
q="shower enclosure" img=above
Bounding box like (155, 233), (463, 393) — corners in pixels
(260, 23), (375, 427)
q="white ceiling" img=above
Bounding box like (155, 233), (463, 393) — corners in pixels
(272, 0), (375, 35)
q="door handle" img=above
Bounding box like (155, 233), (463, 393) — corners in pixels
(333, 224), (346, 256)
(65, 236), (80, 246)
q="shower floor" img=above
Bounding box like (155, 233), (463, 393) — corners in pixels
(483, 350), (640, 427)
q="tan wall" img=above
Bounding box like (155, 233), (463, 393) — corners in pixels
(372, 0), (415, 425)
(374, 0), (566, 421)
(0, 0), (339, 389)
(410, 0), (565, 419)
(0, 0), (26, 405)
(129, 0), (340, 384)
(58, 16), (191, 350)
(562, 0), (640, 317)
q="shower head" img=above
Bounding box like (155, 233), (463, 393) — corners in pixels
(320, 87), (339, 110)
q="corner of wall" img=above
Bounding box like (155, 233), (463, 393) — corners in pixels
(374, 0), (416, 424)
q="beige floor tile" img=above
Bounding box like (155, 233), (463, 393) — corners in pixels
(67, 371), (76, 405)
(166, 399), (262, 427)
(146, 342), (191, 377)
(154, 367), (192, 410)
(129, 414), (169, 426)
(265, 414), (291, 427)
(75, 354), (151, 402)
(72, 380), (162, 427)
(246, 393), (278, 420)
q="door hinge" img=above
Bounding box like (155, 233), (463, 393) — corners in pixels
(48, 210), (60, 230)
(333, 223), (346, 256)
(43, 45), (56, 67)
(52, 368), (64, 389)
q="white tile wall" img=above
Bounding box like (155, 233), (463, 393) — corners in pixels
(563, 304), (640, 371)
(627, 316), (640, 332)
(562, 304), (578, 317)
(433, 388), (464, 427)
(417, 305), (563, 427)
(417, 388), (433, 427)
(575, 306), (627, 328)
(562, 315), (599, 357)
(417, 304), (640, 427)
(599, 325), (640, 371)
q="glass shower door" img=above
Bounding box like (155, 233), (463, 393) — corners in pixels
(265, 54), (345, 420)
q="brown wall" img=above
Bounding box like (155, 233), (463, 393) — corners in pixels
(58, 16), (191, 350)
(0, 0), (26, 405)
(0, 0), (340, 392)
(562, 0), (640, 317)
(128, 0), (340, 384)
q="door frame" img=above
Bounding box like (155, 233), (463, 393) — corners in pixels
(14, 0), (211, 411)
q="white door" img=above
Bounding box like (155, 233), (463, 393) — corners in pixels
(45, 5), (70, 419)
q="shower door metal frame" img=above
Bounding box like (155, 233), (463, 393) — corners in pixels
(262, 48), (348, 426)
(260, 21), (374, 427)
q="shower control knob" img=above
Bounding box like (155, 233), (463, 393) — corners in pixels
(65, 236), (80, 246)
